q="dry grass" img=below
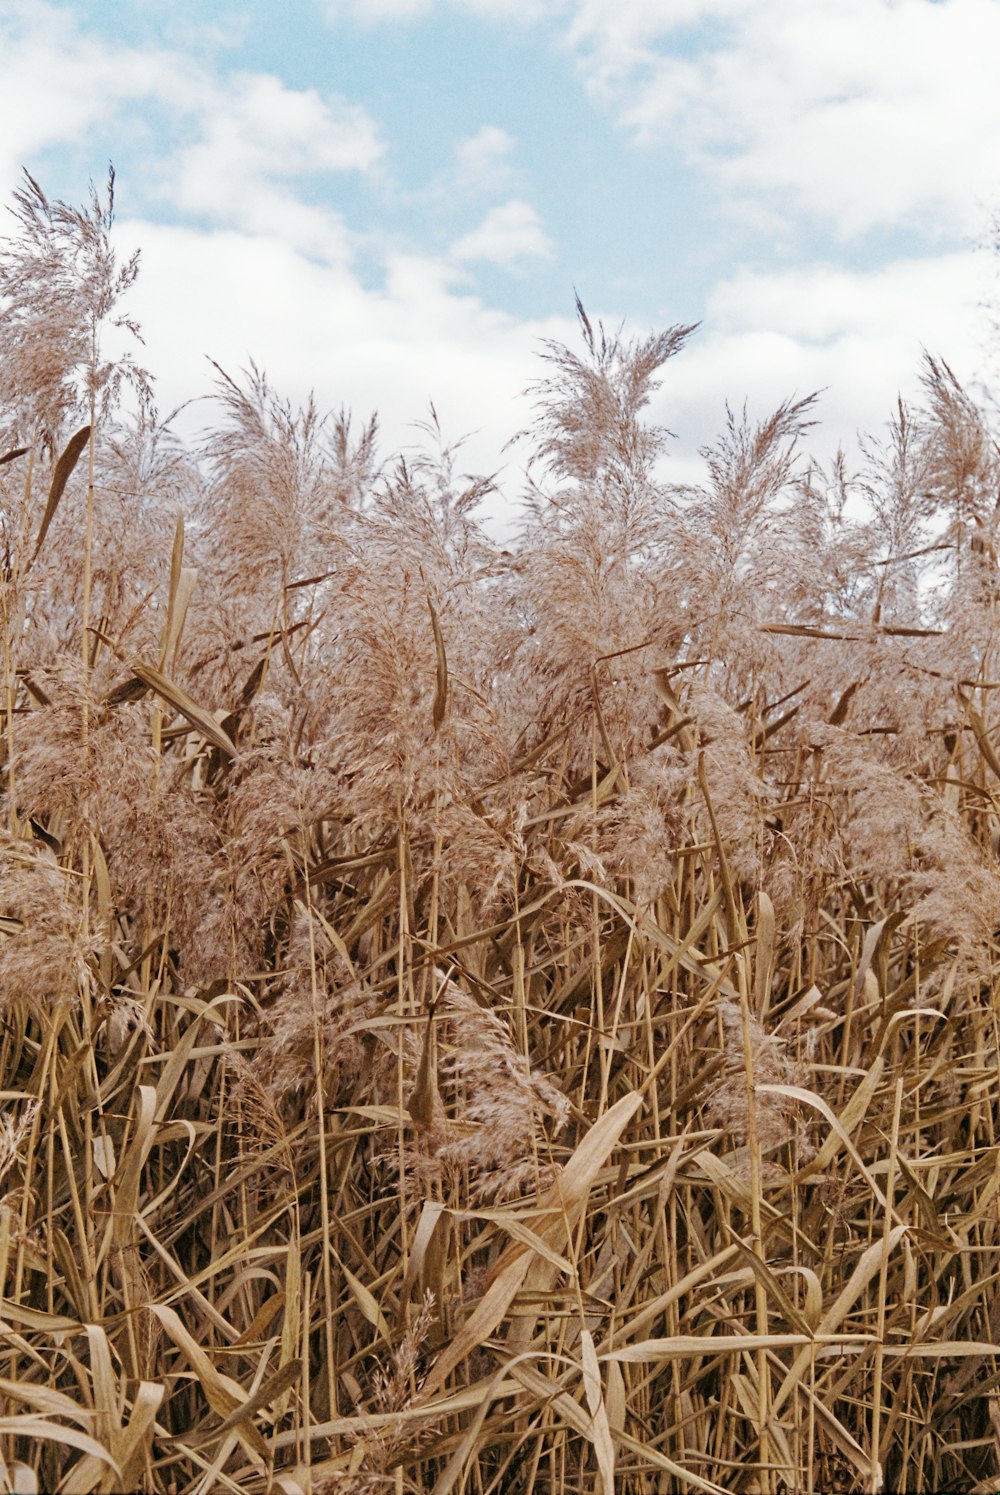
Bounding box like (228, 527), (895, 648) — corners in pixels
(2, 174), (1000, 1493)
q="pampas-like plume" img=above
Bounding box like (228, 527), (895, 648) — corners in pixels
(0, 830), (92, 1012)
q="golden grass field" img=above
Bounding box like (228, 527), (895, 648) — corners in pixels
(2, 173), (1000, 1494)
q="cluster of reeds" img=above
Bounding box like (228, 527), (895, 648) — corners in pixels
(2, 171), (1000, 1493)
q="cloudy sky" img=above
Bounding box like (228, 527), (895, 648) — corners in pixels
(2, 0), (998, 505)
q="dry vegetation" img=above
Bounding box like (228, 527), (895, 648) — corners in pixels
(3, 171), (1000, 1494)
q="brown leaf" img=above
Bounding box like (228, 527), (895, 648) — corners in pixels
(130, 661), (237, 758)
(32, 425), (91, 562)
(429, 598), (448, 731)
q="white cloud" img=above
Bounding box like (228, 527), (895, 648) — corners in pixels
(178, 74), (381, 185)
(318, 0), (562, 24)
(168, 72), (382, 258)
(651, 249), (995, 475)
(0, 2), (195, 194)
(451, 199), (555, 267)
(566, 0), (1000, 240)
(117, 216), (575, 514)
(705, 254), (984, 350)
(0, 4), (382, 262)
(322, 0), (433, 15)
(398, 125), (519, 212)
(452, 126), (517, 195)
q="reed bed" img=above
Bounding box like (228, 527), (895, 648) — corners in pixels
(1, 172), (1000, 1494)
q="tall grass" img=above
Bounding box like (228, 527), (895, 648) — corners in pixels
(1, 174), (1000, 1493)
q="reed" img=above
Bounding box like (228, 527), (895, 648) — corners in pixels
(1, 173), (999, 1494)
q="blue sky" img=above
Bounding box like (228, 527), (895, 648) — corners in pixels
(2, 0), (998, 501)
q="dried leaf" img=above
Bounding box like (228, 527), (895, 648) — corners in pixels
(31, 424), (90, 562)
(429, 597), (448, 730)
(129, 661), (237, 758)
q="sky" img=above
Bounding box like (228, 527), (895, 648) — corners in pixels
(2, 0), (999, 512)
